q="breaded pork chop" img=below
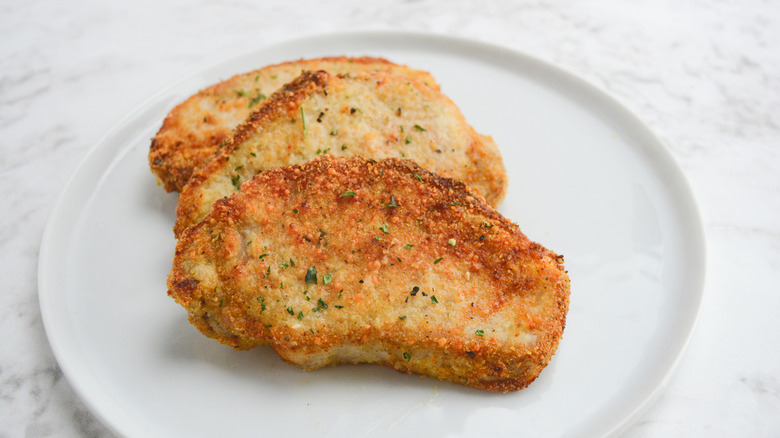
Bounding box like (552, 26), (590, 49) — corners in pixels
(174, 70), (506, 236)
(149, 56), (440, 192)
(168, 156), (569, 392)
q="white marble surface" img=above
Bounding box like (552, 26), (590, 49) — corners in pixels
(2, 0), (779, 436)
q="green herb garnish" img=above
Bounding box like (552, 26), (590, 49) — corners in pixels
(413, 173), (422, 182)
(475, 329), (485, 337)
(248, 91), (266, 108)
(385, 195), (399, 208)
(313, 298), (328, 312)
(379, 224), (390, 234)
(431, 295), (439, 304)
(257, 297), (267, 313)
(414, 124), (426, 132)
(404, 244), (414, 250)
(339, 190), (356, 198)
(323, 273), (333, 285)
(300, 107), (307, 137)
(433, 257), (443, 264)
(305, 266), (318, 284)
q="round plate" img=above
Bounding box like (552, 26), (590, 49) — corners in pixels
(39, 31), (706, 438)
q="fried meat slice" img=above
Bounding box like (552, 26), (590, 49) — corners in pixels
(149, 56), (440, 192)
(168, 156), (568, 392)
(173, 70), (506, 236)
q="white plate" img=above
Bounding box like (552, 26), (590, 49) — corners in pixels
(39, 31), (706, 438)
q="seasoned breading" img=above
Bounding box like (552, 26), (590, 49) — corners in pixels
(149, 56), (440, 192)
(168, 156), (569, 392)
(173, 70), (506, 237)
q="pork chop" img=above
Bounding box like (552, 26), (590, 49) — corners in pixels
(168, 155), (568, 391)
(149, 56), (440, 192)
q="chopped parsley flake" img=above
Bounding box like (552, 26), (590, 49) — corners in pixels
(341, 144), (348, 150)
(379, 224), (390, 234)
(313, 298), (328, 312)
(297, 311), (304, 320)
(286, 307), (295, 316)
(248, 91), (266, 108)
(231, 174), (241, 190)
(434, 257), (443, 264)
(259, 253), (269, 259)
(413, 173), (422, 182)
(374, 234), (385, 241)
(475, 329), (485, 337)
(431, 295), (439, 304)
(300, 107), (306, 137)
(414, 124), (426, 132)
(323, 273), (333, 285)
(293, 208), (299, 214)
(305, 266), (318, 284)
(405, 136), (412, 144)
(404, 244), (414, 250)
(403, 352), (411, 361)
(289, 258), (295, 267)
(257, 297), (267, 313)
(385, 195), (399, 208)
(339, 190), (356, 198)
(331, 129), (338, 136)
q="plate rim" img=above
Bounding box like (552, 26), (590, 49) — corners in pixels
(38, 29), (707, 438)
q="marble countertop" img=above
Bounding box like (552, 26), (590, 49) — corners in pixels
(2, 0), (778, 436)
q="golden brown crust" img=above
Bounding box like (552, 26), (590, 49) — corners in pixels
(173, 69), (507, 237)
(149, 56), (440, 192)
(168, 156), (569, 392)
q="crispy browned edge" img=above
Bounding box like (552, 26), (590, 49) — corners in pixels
(169, 155), (570, 392)
(149, 56), (410, 192)
(172, 69), (331, 237)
